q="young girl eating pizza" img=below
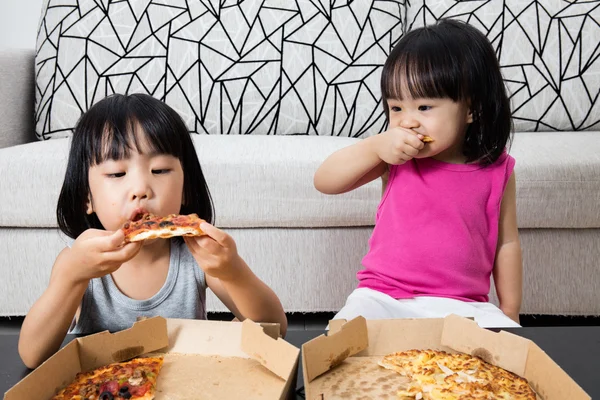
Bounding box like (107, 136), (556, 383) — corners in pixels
(19, 93), (287, 369)
(314, 19), (522, 328)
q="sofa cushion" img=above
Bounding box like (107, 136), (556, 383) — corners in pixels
(0, 134), (598, 229)
(0, 135), (380, 229)
(406, 1), (600, 132)
(34, 0), (405, 140)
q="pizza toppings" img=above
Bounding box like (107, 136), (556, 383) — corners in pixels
(52, 357), (163, 400)
(99, 392), (114, 400)
(119, 386), (132, 397)
(379, 349), (536, 399)
(122, 212), (207, 243)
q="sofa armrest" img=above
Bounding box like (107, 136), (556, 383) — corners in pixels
(0, 49), (36, 148)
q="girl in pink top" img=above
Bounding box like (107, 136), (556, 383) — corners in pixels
(314, 19), (522, 328)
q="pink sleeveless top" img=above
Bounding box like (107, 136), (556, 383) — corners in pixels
(358, 152), (515, 302)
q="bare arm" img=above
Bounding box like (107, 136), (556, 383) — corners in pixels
(18, 248), (87, 369)
(314, 135), (387, 194)
(493, 173), (523, 324)
(314, 128), (425, 194)
(185, 224), (287, 337)
(18, 229), (141, 369)
(206, 265), (288, 337)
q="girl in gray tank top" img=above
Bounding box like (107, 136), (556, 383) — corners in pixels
(18, 94), (287, 369)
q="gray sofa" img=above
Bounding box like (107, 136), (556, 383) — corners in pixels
(1, 1), (599, 317)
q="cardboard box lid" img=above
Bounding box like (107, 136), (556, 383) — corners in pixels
(4, 317), (169, 400)
(241, 319), (300, 381)
(303, 315), (591, 400)
(163, 318), (298, 381)
(302, 316), (369, 383)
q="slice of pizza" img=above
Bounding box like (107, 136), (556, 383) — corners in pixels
(52, 356), (163, 400)
(379, 349), (537, 400)
(122, 212), (206, 243)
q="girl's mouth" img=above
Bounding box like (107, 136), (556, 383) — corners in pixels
(129, 207), (149, 221)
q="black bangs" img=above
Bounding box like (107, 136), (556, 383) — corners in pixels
(382, 26), (466, 104)
(84, 94), (185, 166)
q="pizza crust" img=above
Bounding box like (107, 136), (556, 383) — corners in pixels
(126, 225), (204, 242)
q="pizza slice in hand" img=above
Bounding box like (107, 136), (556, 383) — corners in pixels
(122, 212), (207, 243)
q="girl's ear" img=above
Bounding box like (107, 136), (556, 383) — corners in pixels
(86, 194), (93, 215)
(466, 100), (474, 123)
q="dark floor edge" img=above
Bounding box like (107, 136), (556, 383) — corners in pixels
(2, 313), (599, 327)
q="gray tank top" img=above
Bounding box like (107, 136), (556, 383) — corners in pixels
(70, 240), (206, 334)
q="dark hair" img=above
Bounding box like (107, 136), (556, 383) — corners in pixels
(381, 19), (512, 165)
(57, 93), (214, 239)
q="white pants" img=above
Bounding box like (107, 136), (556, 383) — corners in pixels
(333, 288), (520, 328)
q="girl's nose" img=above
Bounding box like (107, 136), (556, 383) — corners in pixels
(399, 116), (419, 129)
(130, 177), (152, 201)
(132, 191), (148, 200)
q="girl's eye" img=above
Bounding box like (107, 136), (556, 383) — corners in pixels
(106, 172), (125, 178)
(152, 169), (171, 175)
(390, 106), (401, 112)
(418, 105), (432, 111)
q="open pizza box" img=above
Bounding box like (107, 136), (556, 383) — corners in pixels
(302, 314), (591, 400)
(4, 316), (300, 400)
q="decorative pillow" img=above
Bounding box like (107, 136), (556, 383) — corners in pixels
(406, 1), (600, 132)
(34, 0), (405, 139)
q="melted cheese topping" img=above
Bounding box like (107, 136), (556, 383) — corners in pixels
(379, 350), (536, 400)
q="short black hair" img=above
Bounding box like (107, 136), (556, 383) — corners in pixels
(381, 19), (512, 165)
(57, 93), (214, 239)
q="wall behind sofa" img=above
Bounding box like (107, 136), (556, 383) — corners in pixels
(0, 0), (44, 50)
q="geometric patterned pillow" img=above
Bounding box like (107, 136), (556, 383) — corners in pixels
(406, 1), (600, 132)
(34, 0), (405, 140)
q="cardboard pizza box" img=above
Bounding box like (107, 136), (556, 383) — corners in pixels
(302, 314), (591, 400)
(5, 316), (299, 400)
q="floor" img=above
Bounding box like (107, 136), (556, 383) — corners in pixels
(1, 312), (599, 335)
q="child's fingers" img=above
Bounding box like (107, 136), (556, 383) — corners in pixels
(110, 229), (126, 247)
(406, 135), (425, 150)
(191, 235), (223, 255)
(199, 222), (232, 247)
(107, 241), (142, 262)
(403, 145), (420, 157)
(184, 236), (214, 260)
(102, 230), (126, 251)
(88, 230), (124, 252)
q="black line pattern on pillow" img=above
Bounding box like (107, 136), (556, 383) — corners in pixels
(406, 0), (600, 132)
(34, 0), (405, 139)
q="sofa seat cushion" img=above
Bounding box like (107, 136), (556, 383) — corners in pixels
(0, 135), (380, 228)
(511, 131), (600, 228)
(0, 133), (598, 229)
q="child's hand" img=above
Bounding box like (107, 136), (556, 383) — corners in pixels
(184, 223), (243, 282)
(375, 127), (425, 165)
(64, 229), (142, 284)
